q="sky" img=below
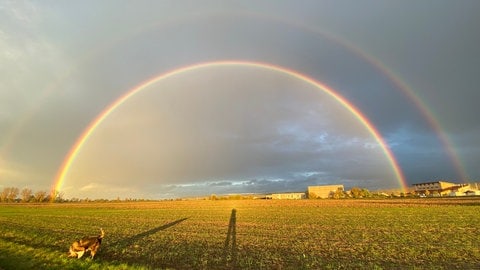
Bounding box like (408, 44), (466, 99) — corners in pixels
(1, 1), (480, 199)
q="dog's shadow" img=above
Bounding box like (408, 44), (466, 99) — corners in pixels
(109, 218), (188, 249)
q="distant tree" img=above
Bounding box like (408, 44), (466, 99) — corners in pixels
(57, 191), (65, 202)
(6, 187), (19, 202)
(0, 187), (9, 202)
(332, 187), (346, 199)
(34, 190), (47, 202)
(350, 187), (362, 198)
(361, 188), (372, 198)
(348, 187), (371, 198)
(21, 188), (33, 202)
(209, 194), (218, 200)
(50, 190), (64, 203)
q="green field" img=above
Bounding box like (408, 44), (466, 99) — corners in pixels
(1, 198), (479, 269)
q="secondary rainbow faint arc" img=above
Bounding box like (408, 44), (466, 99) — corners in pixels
(52, 60), (407, 196)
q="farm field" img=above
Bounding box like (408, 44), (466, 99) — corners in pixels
(0, 198), (479, 269)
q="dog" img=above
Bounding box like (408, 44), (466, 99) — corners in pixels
(68, 228), (104, 259)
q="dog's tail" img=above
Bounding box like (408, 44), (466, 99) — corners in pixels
(98, 228), (105, 239)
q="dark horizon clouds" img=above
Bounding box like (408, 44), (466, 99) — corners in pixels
(1, 1), (479, 199)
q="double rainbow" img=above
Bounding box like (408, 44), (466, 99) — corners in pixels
(52, 60), (407, 197)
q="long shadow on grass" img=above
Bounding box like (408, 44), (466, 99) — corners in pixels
(223, 209), (237, 268)
(109, 218), (188, 249)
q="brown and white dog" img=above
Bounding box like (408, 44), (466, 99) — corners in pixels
(68, 228), (105, 259)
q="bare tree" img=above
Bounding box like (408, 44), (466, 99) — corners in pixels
(0, 187), (9, 202)
(1, 187), (19, 202)
(7, 187), (19, 202)
(21, 188), (33, 202)
(34, 190), (47, 202)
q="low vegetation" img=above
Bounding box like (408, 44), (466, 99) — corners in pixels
(1, 198), (479, 269)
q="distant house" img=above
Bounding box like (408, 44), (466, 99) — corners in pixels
(307, 185), (344, 199)
(412, 181), (469, 196)
(269, 192), (306, 200)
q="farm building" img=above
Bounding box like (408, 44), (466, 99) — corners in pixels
(307, 185), (344, 199)
(269, 192), (306, 200)
(448, 183), (480, 196)
(412, 181), (470, 196)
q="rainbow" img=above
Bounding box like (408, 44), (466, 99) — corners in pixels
(342, 45), (469, 182)
(239, 11), (468, 181)
(274, 16), (469, 182)
(51, 60), (407, 197)
(2, 12), (465, 189)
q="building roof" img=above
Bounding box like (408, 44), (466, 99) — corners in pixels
(412, 181), (455, 186)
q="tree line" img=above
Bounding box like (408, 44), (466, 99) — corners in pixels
(0, 187), (64, 203)
(326, 187), (413, 199)
(0, 186), (161, 203)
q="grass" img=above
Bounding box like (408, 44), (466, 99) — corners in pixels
(0, 198), (479, 269)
